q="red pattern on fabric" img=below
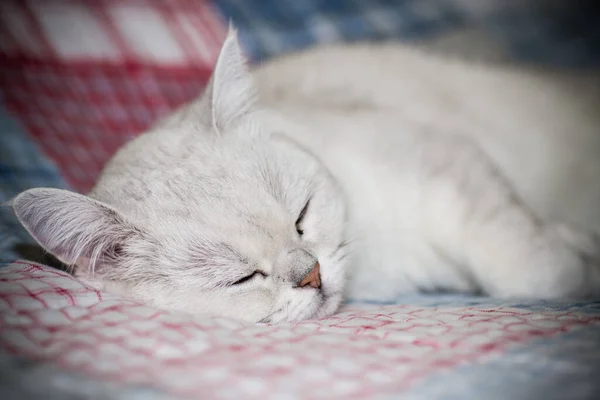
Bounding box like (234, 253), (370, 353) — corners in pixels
(0, 0), (225, 192)
(2, 262), (599, 399)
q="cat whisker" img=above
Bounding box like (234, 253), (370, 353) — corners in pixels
(258, 300), (292, 323)
(329, 239), (353, 259)
(336, 252), (350, 263)
(257, 308), (282, 323)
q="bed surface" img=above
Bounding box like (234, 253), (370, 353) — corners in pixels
(2, 262), (600, 399)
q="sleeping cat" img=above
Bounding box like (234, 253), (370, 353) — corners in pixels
(11, 27), (600, 323)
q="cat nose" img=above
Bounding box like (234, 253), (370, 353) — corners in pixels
(299, 261), (321, 289)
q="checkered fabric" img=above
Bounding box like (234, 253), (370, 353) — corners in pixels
(0, 0), (225, 192)
(213, 0), (600, 66)
(212, 0), (465, 59)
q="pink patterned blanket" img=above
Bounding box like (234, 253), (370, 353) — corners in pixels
(2, 262), (599, 399)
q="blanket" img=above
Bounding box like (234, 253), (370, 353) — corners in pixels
(2, 262), (600, 399)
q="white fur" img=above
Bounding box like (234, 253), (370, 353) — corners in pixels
(12, 27), (600, 322)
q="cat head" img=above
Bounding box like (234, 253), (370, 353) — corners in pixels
(12, 27), (349, 323)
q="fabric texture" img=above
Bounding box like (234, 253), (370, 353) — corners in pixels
(1, 261), (600, 399)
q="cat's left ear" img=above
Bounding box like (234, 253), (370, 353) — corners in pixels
(202, 24), (257, 133)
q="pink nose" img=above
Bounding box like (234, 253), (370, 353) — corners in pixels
(299, 261), (321, 289)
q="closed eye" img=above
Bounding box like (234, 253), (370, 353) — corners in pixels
(295, 199), (310, 236)
(231, 271), (266, 286)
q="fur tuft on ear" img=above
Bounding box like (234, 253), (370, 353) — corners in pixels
(203, 24), (257, 133)
(12, 188), (138, 275)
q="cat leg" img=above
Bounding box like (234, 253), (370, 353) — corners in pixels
(419, 134), (600, 298)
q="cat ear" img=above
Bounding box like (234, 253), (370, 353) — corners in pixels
(12, 188), (136, 275)
(202, 24), (257, 133)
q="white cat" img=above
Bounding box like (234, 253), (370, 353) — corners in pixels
(12, 27), (600, 323)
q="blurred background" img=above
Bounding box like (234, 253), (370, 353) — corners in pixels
(0, 0), (599, 263)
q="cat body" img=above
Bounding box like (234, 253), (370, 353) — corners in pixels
(252, 44), (600, 301)
(12, 29), (600, 322)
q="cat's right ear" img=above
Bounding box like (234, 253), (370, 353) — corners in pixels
(12, 188), (138, 275)
(199, 24), (258, 134)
